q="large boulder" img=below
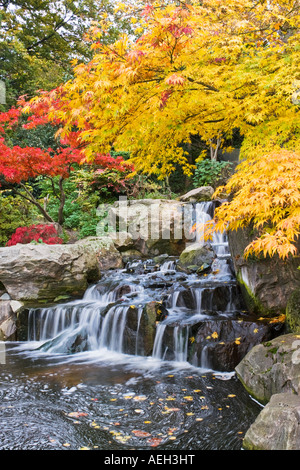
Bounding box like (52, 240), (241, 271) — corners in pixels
(0, 236), (123, 305)
(107, 198), (193, 257)
(177, 242), (215, 273)
(235, 333), (300, 405)
(228, 226), (300, 316)
(243, 393), (300, 450)
(179, 186), (215, 202)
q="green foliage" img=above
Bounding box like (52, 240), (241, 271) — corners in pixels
(38, 177), (106, 239)
(0, 193), (39, 246)
(193, 160), (233, 189)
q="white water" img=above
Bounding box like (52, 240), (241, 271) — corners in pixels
(26, 202), (240, 370)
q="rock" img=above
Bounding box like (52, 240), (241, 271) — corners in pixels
(108, 199), (192, 256)
(0, 236), (123, 305)
(286, 289), (300, 333)
(228, 226), (300, 316)
(10, 300), (24, 314)
(189, 317), (283, 372)
(0, 293), (11, 300)
(0, 301), (17, 341)
(243, 393), (300, 450)
(121, 301), (159, 356)
(235, 333), (300, 404)
(121, 249), (144, 264)
(177, 242), (215, 273)
(179, 186), (215, 202)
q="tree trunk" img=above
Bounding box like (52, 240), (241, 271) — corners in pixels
(57, 177), (65, 226)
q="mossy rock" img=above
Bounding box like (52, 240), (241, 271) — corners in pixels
(286, 289), (300, 333)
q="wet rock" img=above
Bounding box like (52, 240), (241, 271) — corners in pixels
(123, 301), (159, 356)
(189, 317), (284, 372)
(177, 243), (215, 273)
(243, 393), (300, 450)
(228, 226), (300, 316)
(235, 333), (300, 404)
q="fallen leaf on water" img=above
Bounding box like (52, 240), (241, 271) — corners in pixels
(132, 430), (152, 437)
(147, 437), (163, 447)
(68, 412), (88, 418)
(133, 395), (147, 401)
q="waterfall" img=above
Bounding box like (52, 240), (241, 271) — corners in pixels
(152, 323), (167, 360)
(26, 200), (246, 371)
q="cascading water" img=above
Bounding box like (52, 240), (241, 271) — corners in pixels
(26, 201), (244, 371)
(1, 201), (269, 451)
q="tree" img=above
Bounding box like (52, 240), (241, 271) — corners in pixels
(203, 149), (300, 260)
(48, 0), (300, 180)
(0, 97), (134, 225)
(0, 0), (134, 106)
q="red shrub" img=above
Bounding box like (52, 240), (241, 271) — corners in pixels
(6, 224), (63, 246)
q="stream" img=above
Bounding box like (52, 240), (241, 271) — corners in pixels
(0, 202), (263, 451)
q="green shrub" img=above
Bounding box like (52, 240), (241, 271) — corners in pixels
(193, 159), (233, 189)
(0, 194), (39, 246)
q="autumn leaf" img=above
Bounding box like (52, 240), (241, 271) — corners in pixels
(132, 430), (152, 438)
(147, 437), (163, 447)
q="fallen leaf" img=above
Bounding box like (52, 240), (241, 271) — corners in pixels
(147, 437), (163, 447)
(132, 430), (152, 437)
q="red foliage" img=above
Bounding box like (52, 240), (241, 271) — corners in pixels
(6, 224), (63, 246)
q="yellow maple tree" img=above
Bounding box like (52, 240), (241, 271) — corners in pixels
(48, 0), (300, 179)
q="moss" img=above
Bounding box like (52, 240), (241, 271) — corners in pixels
(236, 271), (273, 318)
(286, 289), (300, 333)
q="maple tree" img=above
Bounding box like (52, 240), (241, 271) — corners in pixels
(46, 0), (300, 180)
(203, 150), (300, 260)
(0, 0), (134, 106)
(0, 95), (134, 226)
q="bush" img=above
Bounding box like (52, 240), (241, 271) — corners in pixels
(0, 194), (39, 246)
(193, 159), (233, 188)
(6, 224), (63, 246)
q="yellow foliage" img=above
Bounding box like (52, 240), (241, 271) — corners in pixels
(47, 0), (300, 179)
(210, 150), (300, 259)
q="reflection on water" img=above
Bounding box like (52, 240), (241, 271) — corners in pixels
(0, 343), (262, 451)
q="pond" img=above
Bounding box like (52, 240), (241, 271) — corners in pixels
(0, 342), (261, 451)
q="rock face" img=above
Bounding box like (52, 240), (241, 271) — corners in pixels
(0, 236), (123, 305)
(228, 226), (300, 316)
(177, 242), (215, 273)
(286, 289), (300, 334)
(107, 199), (193, 257)
(243, 393), (300, 450)
(235, 333), (300, 450)
(179, 186), (215, 202)
(235, 333), (300, 405)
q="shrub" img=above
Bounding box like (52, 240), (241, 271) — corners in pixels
(193, 160), (233, 188)
(6, 224), (63, 246)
